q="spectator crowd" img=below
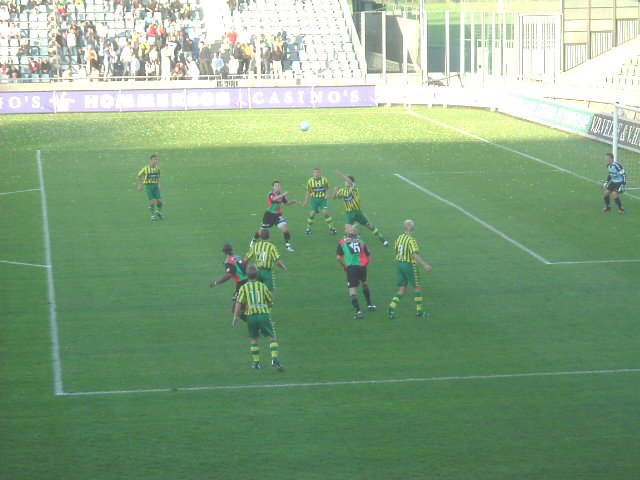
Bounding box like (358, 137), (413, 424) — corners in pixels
(1, 0), (302, 82)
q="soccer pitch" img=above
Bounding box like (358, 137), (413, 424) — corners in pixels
(1, 106), (639, 479)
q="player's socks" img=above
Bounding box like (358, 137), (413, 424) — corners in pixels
(389, 295), (401, 310)
(351, 294), (361, 313)
(372, 227), (387, 244)
(325, 215), (334, 230)
(284, 231), (291, 244)
(269, 341), (279, 360)
(604, 197), (611, 207)
(415, 292), (424, 314)
(615, 198), (623, 210)
(363, 287), (372, 306)
(307, 216), (314, 228)
(149, 204), (155, 216)
(251, 345), (260, 364)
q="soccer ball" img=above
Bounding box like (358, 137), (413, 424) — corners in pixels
(299, 120), (310, 132)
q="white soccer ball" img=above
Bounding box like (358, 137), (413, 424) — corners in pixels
(299, 120), (310, 132)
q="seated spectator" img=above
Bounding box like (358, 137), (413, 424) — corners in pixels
(89, 66), (100, 81)
(171, 61), (186, 80)
(18, 41), (30, 57)
(28, 57), (40, 74)
(8, 22), (20, 39)
(39, 58), (51, 75)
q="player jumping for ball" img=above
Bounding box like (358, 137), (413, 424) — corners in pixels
(250, 180), (298, 252)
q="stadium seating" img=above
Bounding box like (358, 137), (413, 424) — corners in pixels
(0, 0), (363, 82)
(607, 55), (640, 88)
(217, 0), (362, 79)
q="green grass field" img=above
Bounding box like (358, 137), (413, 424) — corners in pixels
(1, 106), (639, 479)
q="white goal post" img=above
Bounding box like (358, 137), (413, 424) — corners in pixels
(613, 103), (640, 190)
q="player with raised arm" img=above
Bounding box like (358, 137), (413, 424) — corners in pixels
(333, 169), (388, 246)
(250, 180), (298, 252)
(210, 243), (248, 319)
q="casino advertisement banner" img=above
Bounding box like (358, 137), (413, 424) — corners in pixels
(0, 85), (377, 114)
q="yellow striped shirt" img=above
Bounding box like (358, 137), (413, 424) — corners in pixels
(236, 280), (272, 315)
(245, 240), (280, 269)
(306, 176), (330, 198)
(335, 186), (361, 212)
(395, 234), (420, 263)
(138, 165), (160, 184)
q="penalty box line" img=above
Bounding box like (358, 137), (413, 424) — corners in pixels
(408, 110), (640, 202)
(395, 174), (640, 266)
(394, 174), (551, 264)
(58, 367), (640, 397)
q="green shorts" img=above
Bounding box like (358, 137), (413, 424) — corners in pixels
(346, 210), (370, 226)
(258, 268), (275, 291)
(396, 261), (420, 287)
(144, 183), (162, 200)
(246, 313), (276, 339)
(309, 197), (328, 213)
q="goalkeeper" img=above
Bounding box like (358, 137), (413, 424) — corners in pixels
(602, 153), (626, 215)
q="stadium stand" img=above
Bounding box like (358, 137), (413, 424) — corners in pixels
(0, 0), (363, 83)
(608, 55), (640, 88)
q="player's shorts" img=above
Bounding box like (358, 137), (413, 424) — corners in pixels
(144, 183), (161, 200)
(258, 267), (275, 291)
(261, 211), (287, 229)
(396, 261), (420, 287)
(246, 313), (276, 339)
(309, 197), (328, 213)
(606, 181), (625, 194)
(232, 279), (248, 302)
(346, 210), (370, 226)
(346, 265), (368, 288)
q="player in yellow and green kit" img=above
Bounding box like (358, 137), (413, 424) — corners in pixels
(245, 228), (287, 292)
(333, 169), (388, 246)
(303, 167), (336, 235)
(233, 264), (284, 371)
(136, 154), (163, 221)
(387, 219), (433, 319)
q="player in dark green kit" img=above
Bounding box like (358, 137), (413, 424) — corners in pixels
(304, 167), (336, 235)
(387, 220), (432, 319)
(336, 224), (376, 318)
(136, 154), (163, 221)
(233, 264), (284, 371)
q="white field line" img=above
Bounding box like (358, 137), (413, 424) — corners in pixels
(394, 173), (552, 264)
(0, 260), (50, 268)
(0, 188), (41, 196)
(396, 174), (640, 265)
(37, 151), (64, 396)
(409, 111), (640, 202)
(59, 367), (640, 397)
